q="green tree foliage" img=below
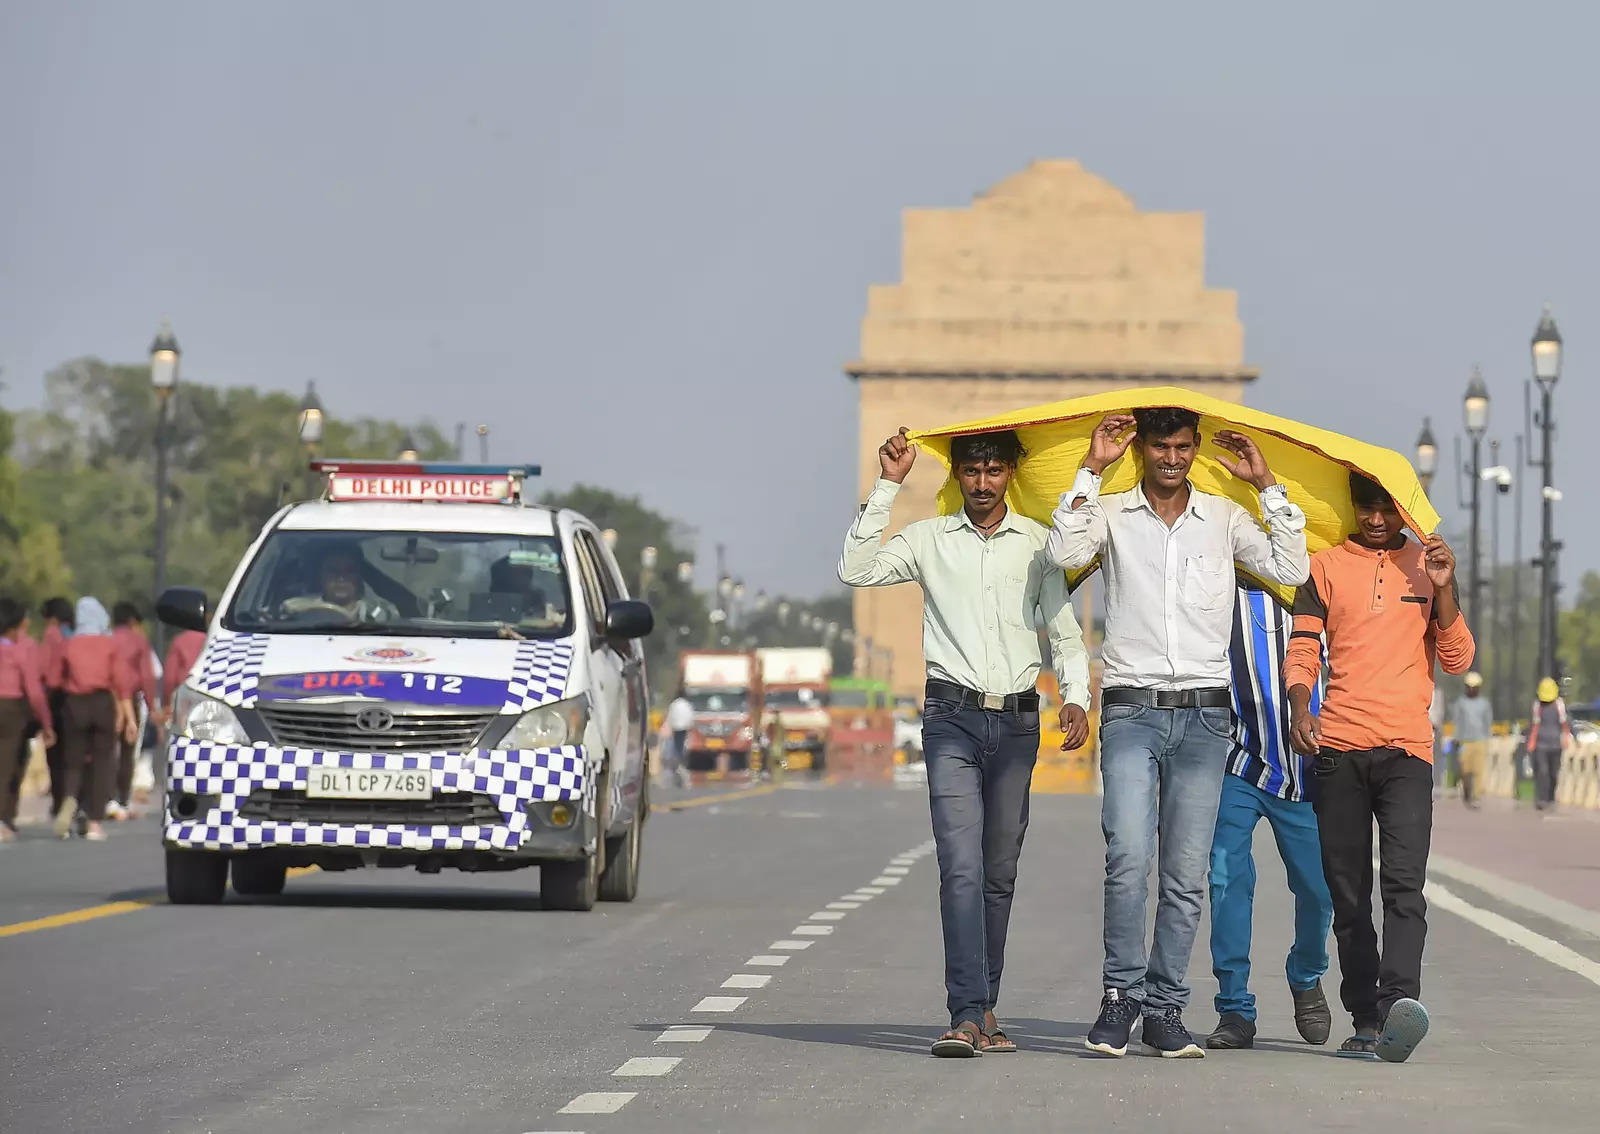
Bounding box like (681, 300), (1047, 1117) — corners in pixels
(0, 392), (73, 606)
(1559, 571), (1600, 707)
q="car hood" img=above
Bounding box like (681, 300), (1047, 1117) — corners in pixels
(186, 630), (579, 711)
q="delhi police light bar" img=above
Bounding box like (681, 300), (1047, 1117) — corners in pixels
(309, 459), (542, 504)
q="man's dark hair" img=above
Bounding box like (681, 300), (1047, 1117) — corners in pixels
(42, 597), (74, 625)
(1349, 471), (1394, 510)
(1133, 407), (1201, 439)
(0, 597), (24, 636)
(112, 600), (143, 626)
(950, 430), (1025, 468)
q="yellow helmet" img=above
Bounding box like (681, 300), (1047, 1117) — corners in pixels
(1537, 677), (1560, 703)
(1464, 672), (1484, 689)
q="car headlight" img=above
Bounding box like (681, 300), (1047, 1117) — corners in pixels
(172, 686), (249, 745)
(505, 696), (589, 750)
(739, 725), (754, 743)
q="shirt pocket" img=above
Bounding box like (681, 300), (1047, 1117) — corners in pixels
(1181, 554), (1230, 611)
(1000, 570), (1038, 631)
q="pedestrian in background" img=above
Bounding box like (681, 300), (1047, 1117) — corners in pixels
(842, 426), (1090, 1058)
(160, 627), (206, 792)
(1526, 678), (1571, 812)
(1451, 673), (1493, 809)
(47, 598), (136, 841)
(1048, 409), (1308, 1059)
(110, 601), (158, 818)
(1, 598), (56, 842)
(1287, 473), (1474, 1063)
(39, 595), (73, 817)
(662, 688), (694, 789)
(1205, 580), (1333, 1051)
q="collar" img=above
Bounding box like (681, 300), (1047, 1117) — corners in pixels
(946, 506), (1026, 538)
(1341, 535), (1411, 560)
(1123, 480), (1208, 520)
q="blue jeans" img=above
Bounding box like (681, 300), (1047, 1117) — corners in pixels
(1099, 703), (1231, 1013)
(922, 697), (1039, 1028)
(1208, 774), (1332, 1021)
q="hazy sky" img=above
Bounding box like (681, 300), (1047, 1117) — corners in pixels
(4, 1), (1597, 597)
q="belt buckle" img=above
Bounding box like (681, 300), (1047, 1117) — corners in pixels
(981, 693), (1005, 712)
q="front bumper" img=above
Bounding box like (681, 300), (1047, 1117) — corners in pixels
(163, 738), (594, 855)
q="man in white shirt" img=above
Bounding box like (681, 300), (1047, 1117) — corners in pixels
(1047, 407), (1310, 1059)
(662, 690), (695, 789)
(841, 426), (1090, 1059)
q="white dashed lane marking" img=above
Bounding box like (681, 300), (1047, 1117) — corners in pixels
(883, 866), (910, 875)
(614, 1057), (681, 1077)
(771, 939), (814, 950)
(870, 876), (902, 886)
(691, 996), (747, 1012)
(855, 887), (886, 896)
(723, 973), (772, 989)
(793, 925), (833, 936)
(559, 1092), (636, 1115)
(809, 911), (847, 921)
(747, 954), (790, 966)
(656, 1026), (713, 1043)
(827, 902), (862, 910)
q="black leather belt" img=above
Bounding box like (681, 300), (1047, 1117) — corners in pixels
(1101, 686), (1231, 710)
(925, 680), (1040, 713)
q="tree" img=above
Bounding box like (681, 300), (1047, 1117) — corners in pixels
(0, 387), (73, 607)
(1559, 571), (1600, 707)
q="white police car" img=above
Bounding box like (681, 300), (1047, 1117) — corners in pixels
(155, 460), (652, 911)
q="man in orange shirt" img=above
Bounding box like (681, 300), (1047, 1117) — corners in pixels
(111, 601), (159, 818)
(1286, 473), (1474, 1064)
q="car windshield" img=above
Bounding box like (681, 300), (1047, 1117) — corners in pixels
(224, 529), (572, 639)
(765, 689), (824, 709)
(830, 689), (872, 709)
(688, 690), (747, 714)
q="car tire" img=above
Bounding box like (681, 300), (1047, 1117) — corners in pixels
(166, 848), (228, 905)
(231, 854), (287, 897)
(542, 851), (599, 911)
(599, 796), (643, 903)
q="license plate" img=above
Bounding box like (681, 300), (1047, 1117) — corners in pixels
(305, 768), (431, 799)
(704, 739), (725, 750)
(786, 731), (806, 742)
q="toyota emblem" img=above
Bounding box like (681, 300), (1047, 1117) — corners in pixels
(355, 706), (395, 733)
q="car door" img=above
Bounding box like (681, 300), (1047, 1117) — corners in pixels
(592, 538), (648, 812)
(572, 530), (627, 828)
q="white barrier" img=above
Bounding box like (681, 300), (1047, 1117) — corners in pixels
(1483, 735), (1600, 809)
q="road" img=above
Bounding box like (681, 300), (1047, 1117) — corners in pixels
(3, 781), (1599, 1133)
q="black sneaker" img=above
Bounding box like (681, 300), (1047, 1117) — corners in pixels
(1085, 990), (1142, 1057)
(1141, 1008), (1205, 1058)
(1291, 981), (1332, 1045)
(1205, 1012), (1256, 1050)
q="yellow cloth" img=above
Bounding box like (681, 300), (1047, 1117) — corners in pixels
(907, 385), (1440, 607)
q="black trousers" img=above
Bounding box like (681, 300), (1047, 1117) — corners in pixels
(1531, 746), (1562, 806)
(62, 691), (118, 822)
(1311, 746), (1433, 1026)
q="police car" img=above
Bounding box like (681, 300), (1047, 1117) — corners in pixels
(154, 460), (652, 911)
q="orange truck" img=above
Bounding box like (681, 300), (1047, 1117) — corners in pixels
(679, 650), (762, 773)
(756, 647), (833, 772)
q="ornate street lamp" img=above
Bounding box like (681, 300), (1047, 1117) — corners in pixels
(149, 320), (180, 616)
(1462, 368), (1489, 629)
(397, 432), (419, 462)
(1415, 419), (1438, 492)
(1530, 306), (1563, 689)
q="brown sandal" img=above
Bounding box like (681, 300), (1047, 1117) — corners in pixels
(982, 1015), (1018, 1053)
(931, 1020), (988, 1058)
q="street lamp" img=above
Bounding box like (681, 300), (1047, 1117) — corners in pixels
(1530, 305), (1563, 690)
(397, 431), (419, 462)
(602, 529), (618, 550)
(1462, 367), (1489, 630)
(149, 320), (180, 613)
(776, 601), (791, 626)
(1415, 419), (1438, 493)
(1482, 454), (1514, 716)
(639, 545), (658, 601)
(298, 381), (325, 451)
(676, 561), (694, 584)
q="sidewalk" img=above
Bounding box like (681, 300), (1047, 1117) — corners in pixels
(1431, 794), (1600, 915)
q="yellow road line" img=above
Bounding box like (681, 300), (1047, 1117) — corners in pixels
(0, 898), (160, 939)
(654, 783), (778, 812)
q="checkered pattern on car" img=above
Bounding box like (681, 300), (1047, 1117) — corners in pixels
(502, 640), (575, 712)
(194, 632), (271, 707)
(163, 738), (590, 852)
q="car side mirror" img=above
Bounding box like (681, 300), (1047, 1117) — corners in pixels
(156, 587), (210, 633)
(604, 599), (654, 641)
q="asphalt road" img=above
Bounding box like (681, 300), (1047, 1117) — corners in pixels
(3, 780), (1599, 1133)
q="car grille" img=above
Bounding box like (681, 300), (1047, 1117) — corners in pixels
(237, 789), (504, 825)
(256, 703), (496, 752)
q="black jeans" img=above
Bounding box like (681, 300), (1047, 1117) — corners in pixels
(1311, 746), (1433, 1026)
(1531, 746), (1561, 806)
(922, 696), (1039, 1028)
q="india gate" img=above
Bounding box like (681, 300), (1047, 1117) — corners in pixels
(847, 159), (1258, 700)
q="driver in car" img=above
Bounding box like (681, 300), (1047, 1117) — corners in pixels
(281, 545), (397, 623)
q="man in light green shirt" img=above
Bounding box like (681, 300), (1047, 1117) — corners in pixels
(839, 426), (1089, 1059)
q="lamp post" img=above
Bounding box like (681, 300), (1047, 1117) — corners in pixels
(1481, 451), (1513, 716)
(1462, 368), (1489, 630)
(639, 545), (658, 601)
(298, 381), (325, 497)
(476, 424), (489, 462)
(1530, 306), (1562, 688)
(149, 320), (180, 614)
(398, 432), (419, 462)
(1415, 419), (1438, 495)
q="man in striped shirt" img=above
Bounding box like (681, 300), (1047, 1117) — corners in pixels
(1205, 581), (1333, 1050)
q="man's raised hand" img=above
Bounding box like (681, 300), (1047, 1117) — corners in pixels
(1084, 414), (1136, 476)
(1213, 430), (1277, 491)
(879, 427), (917, 484)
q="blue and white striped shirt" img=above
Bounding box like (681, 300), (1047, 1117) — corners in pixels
(1228, 583), (1322, 802)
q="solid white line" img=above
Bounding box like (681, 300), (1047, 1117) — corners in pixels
(747, 954), (790, 966)
(559, 1092), (636, 1115)
(656, 1025), (713, 1043)
(770, 939), (814, 950)
(723, 973), (771, 989)
(691, 996), (747, 1012)
(793, 925), (833, 936)
(614, 1056), (681, 1077)
(828, 901), (862, 910)
(809, 911), (846, 921)
(1430, 881), (1600, 989)
(870, 876), (902, 886)
(1429, 854), (1600, 938)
